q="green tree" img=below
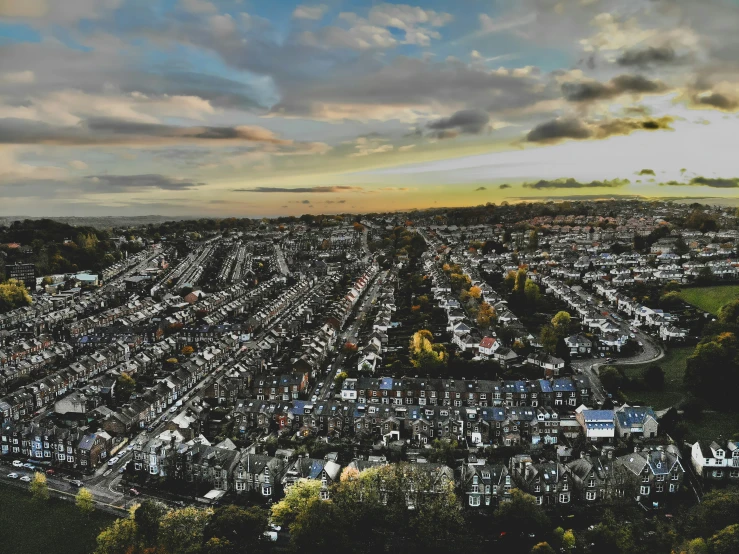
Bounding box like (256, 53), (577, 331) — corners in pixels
(599, 366), (624, 393)
(718, 300), (739, 325)
(0, 279), (32, 313)
(75, 487), (95, 516)
(514, 268), (528, 293)
(551, 311), (572, 337)
(531, 542), (556, 554)
(94, 517), (138, 554)
(711, 524), (739, 554)
(494, 489), (550, 538)
(30, 471), (49, 501)
(528, 229), (539, 251)
(134, 499), (167, 548)
(158, 506), (212, 554)
(643, 365), (665, 390)
(524, 279), (541, 306)
(205, 505), (269, 554)
(116, 373), (136, 402)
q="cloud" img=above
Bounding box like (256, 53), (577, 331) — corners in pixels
(526, 115), (674, 143)
(86, 174), (203, 191)
(616, 46), (680, 67)
(233, 186), (364, 193)
(499, 184), (511, 189)
(0, 117), (308, 147)
(293, 4), (328, 20)
(522, 178), (630, 190)
(526, 118), (592, 142)
(474, 186), (487, 191)
(1, 70), (35, 84)
(427, 109), (490, 136)
(180, 0), (217, 14)
(478, 13), (536, 34)
(270, 56), (553, 122)
(69, 160), (88, 170)
(562, 75), (668, 103)
(662, 177), (739, 188)
(693, 92), (739, 112)
(638, 169), (655, 176)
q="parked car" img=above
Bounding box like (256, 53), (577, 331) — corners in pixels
(169, 406), (177, 413)
(12, 460), (23, 468)
(19, 475), (31, 482)
(46, 469), (55, 476)
(129, 488), (141, 496)
(7, 473), (18, 479)
(22, 463), (34, 469)
(107, 456), (119, 466)
(311, 395), (318, 402)
(70, 480), (84, 488)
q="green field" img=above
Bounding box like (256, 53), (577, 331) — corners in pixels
(678, 285), (739, 315)
(0, 484), (116, 554)
(684, 412), (739, 443)
(621, 347), (693, 410)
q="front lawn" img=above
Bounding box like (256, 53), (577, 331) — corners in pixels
(677, 285), (739, 315)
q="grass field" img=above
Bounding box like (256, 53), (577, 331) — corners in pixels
(621, 347), (693, 410)
(678, 285), (739, 315)
(0, 484), (116, 554)
(684, 412), (739, 443)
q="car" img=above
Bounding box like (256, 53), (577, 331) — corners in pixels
(46, 469), (55, 476)
(169, 406), (177, 413)
(330, 383), (335, 390)
(107, 456), (119, 466)
(638, 341), (644, 347)
(311, 395), (318, 402)
(629, 333), (636, 339)
(606, 358), (614, 362)
(126, 445), (134, 452)
(22, 463), (34, 469)
(129, 488), (141, 496)
(119, 462), (129, 474)
(7, 473), (18, 479)
(70, 480), (84, 487)
(12, 460), (23, 467)
(19, 475), (31, 482)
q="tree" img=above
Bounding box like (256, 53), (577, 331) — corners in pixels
(76, 487), (95, 516)
(531, 543), (556, 554)
(181, 345), (194, 356)
(551, 311), (572, 337)
(30, 471), (49, 501)
(660, 291), (682, 309)
(711, 524), (739, 554)
(94, 516), (138, 554)
(477, 302), (496, 328)
(334, 371), (349, 387)
(643, 365), (665, 390)
(524, 279), (541, 306)
(599, 366), (624, 393)
(540, 325), (558, 355)
(205, 505), (269, 554)
(409, 330), (446, 370)
(0, 279), (32, 313)
(116, 373), (136, 402)
(494, 489), (550, 538)
(271, 479), (323, 528)
(528, 229), (539, 251)
(514, 268), (527, 293)
(468, 286), (482, 299)
(718, 300), (739, 325)
(684, 332), (739, 404)
(158, 506), (213, 554)
(134, 500), (167, 548)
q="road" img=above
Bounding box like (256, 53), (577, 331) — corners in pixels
(571, 321), (664, 405)
(315, 268), (386, 401)
(274, 245), (290, 276)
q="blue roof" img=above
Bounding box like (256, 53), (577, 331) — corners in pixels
(379, 377), (394, 390)
(616, 406), (656, 427)
(290, 400), (307, 415)
(309, 460), (324, 479)
(583, 410), (615, 421)
(552, 378), (576, 392)
(537, 379), (552, 393)
(480, 407), (506, 421)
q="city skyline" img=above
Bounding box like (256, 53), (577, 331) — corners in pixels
(1, 0), (739, 217)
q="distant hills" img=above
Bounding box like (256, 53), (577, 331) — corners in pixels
(0, 215), (200, 229)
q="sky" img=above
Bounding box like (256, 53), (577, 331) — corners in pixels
(1, 0), (739, 217)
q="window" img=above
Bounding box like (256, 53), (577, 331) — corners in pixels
(671, 473), (679, 480)
(559, 493), (570, 503)
(588, 478), (596, 488)
(586, 491), (596, 500)
(320, 490), (330, 500)
(262, 486), (272, 496)
(535, 496), (543, 505)
(669, 484), (676, 492)
(731, 470), (739, 478)
(640, 486), (649, 495)
(656, 484), (664, 492)
(469, 495), (480, 507)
